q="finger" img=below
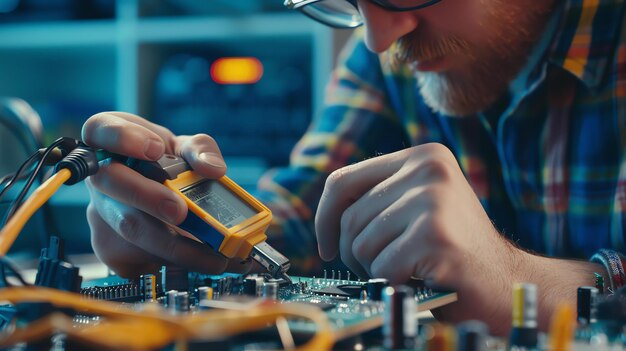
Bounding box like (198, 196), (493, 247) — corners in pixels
(174, 134), (227, 179)
(87, 161), (187, 225)
(90, 189), (231, 274)
(368, 225), (424, 285)
(369, 215), (446, 285)
(338, 172), (411, 277)
(87, 203), (166, 277)
(315, 150), (408, 261)
(82, 112), (175, 161)
(351, 200), (412, 276)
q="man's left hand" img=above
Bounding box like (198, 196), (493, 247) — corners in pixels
(315, 143), (525, 333)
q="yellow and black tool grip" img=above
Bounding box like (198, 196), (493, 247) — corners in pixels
(126, 155), (191, 183)
(126, 154), (270, 261)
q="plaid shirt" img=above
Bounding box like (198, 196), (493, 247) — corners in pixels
(256, 0), (626, 284)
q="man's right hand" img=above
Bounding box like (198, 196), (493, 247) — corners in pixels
(82, 112), (251, 278)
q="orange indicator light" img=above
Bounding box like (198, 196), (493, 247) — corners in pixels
(210, 57), (263, 85)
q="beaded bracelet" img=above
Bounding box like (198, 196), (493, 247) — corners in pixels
(590, 249), (626, 293)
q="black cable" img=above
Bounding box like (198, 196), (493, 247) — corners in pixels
(0, 172), (16, 187)
(0, 259), (8, 287)
(0, 151), (40, 202)
(1, 137), (75, 226)
(0, 257), (29, 287)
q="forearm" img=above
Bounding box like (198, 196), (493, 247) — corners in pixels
(518, 252), (606, 331)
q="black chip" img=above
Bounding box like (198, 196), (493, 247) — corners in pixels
(301, 301), (336, 311)
(312, 284), (363, 298)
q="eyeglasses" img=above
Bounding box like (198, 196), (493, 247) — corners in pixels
(284, 0), (442, 28)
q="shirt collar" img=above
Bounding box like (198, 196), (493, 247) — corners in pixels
(548, 0), (626, 90)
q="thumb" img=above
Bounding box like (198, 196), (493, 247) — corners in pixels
(175, 134), (227, 179)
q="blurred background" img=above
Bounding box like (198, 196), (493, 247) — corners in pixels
(0, 0), (352, 255)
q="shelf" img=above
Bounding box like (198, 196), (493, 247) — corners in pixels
(136, 13), (330, 42)
(0, 2), (337, 254)
(0, 13), (329, 48)
(0, 20), (118, 48)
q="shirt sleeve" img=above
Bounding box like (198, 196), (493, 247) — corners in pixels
(253, 29), (409, 275)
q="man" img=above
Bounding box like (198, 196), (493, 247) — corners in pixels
(82, 0), (626, 335)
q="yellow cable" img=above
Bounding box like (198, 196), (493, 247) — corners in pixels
(0, 168), (71, 256)
(0, 165), (335, 350)
(0, 287), (335, 350)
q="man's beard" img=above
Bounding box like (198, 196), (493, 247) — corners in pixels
(387, 1), (554, 117)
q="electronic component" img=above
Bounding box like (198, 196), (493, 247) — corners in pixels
(128, 155), (291, 282)
(365, 278), (389, 301)
(262, 280), (280, 300)
(594, 272), (604, 294)
(81, 276), (139, 302)
(383, 285), (416, 350)
(174, 292), (190, 313)
(423, 323), (457, 351)
(160, 266), (188, 293)
(312, 284), (363, 298)
(243, 277), (257, 296)
(141, 274), (157, 302)
(456, 320), (488, 351)
(549, 303), (576, 351)
(509, 282), (538, 349)
(77, 271), (458, 342)
(34, 237), (82, 292)
(166, 290), (178, 309)
(197, 286), (212, 301)
(577, 286), (598, 325)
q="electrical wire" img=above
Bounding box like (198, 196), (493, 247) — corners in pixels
(2, 138), (70, 226)
(0, 286), (335, 351)
(0, 151), (40, 202)
(0, 168), (71, 256)
(0, 257), (29, 287)
(0, 144), (336, 350)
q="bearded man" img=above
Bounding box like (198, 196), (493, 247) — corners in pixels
(82, 0), (626, 334)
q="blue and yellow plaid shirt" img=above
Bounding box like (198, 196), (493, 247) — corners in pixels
(256, 0), (626, 278)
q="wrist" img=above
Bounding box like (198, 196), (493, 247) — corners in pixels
(501, 239), (533, 284)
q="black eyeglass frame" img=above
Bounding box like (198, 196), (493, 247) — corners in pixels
(284, 0), (442, 28)
(285, 0), (442, 13)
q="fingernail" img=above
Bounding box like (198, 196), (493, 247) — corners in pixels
(199, 152), (226, 168)
(143, 139), (164, 160)
(159, 199), (181, 223)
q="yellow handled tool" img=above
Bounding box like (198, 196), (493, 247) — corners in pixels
(128, 155), (291, 282)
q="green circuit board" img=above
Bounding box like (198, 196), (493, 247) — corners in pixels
(80, 271), (457, 340)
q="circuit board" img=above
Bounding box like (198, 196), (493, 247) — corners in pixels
(80, 270), (457, 341)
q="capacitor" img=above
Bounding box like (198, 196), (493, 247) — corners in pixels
(263, 281), (279, 300)
(166, 290), (178, 309)
(456, 320), (488, 351)
(577, 286), (598, 325)
(366, 278), (389, 301)
(174, 291), (190, 313)
(197, 286), (213, 301)
(509, 283), (538, 349)
(383, 285), (417, 350)
(422, 323), (456, 351)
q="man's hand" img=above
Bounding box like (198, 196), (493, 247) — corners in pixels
(82, 112), (251, 278)
(316, 143), (525, 333)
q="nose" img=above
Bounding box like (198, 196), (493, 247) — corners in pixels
(359, 1), (419, 53)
